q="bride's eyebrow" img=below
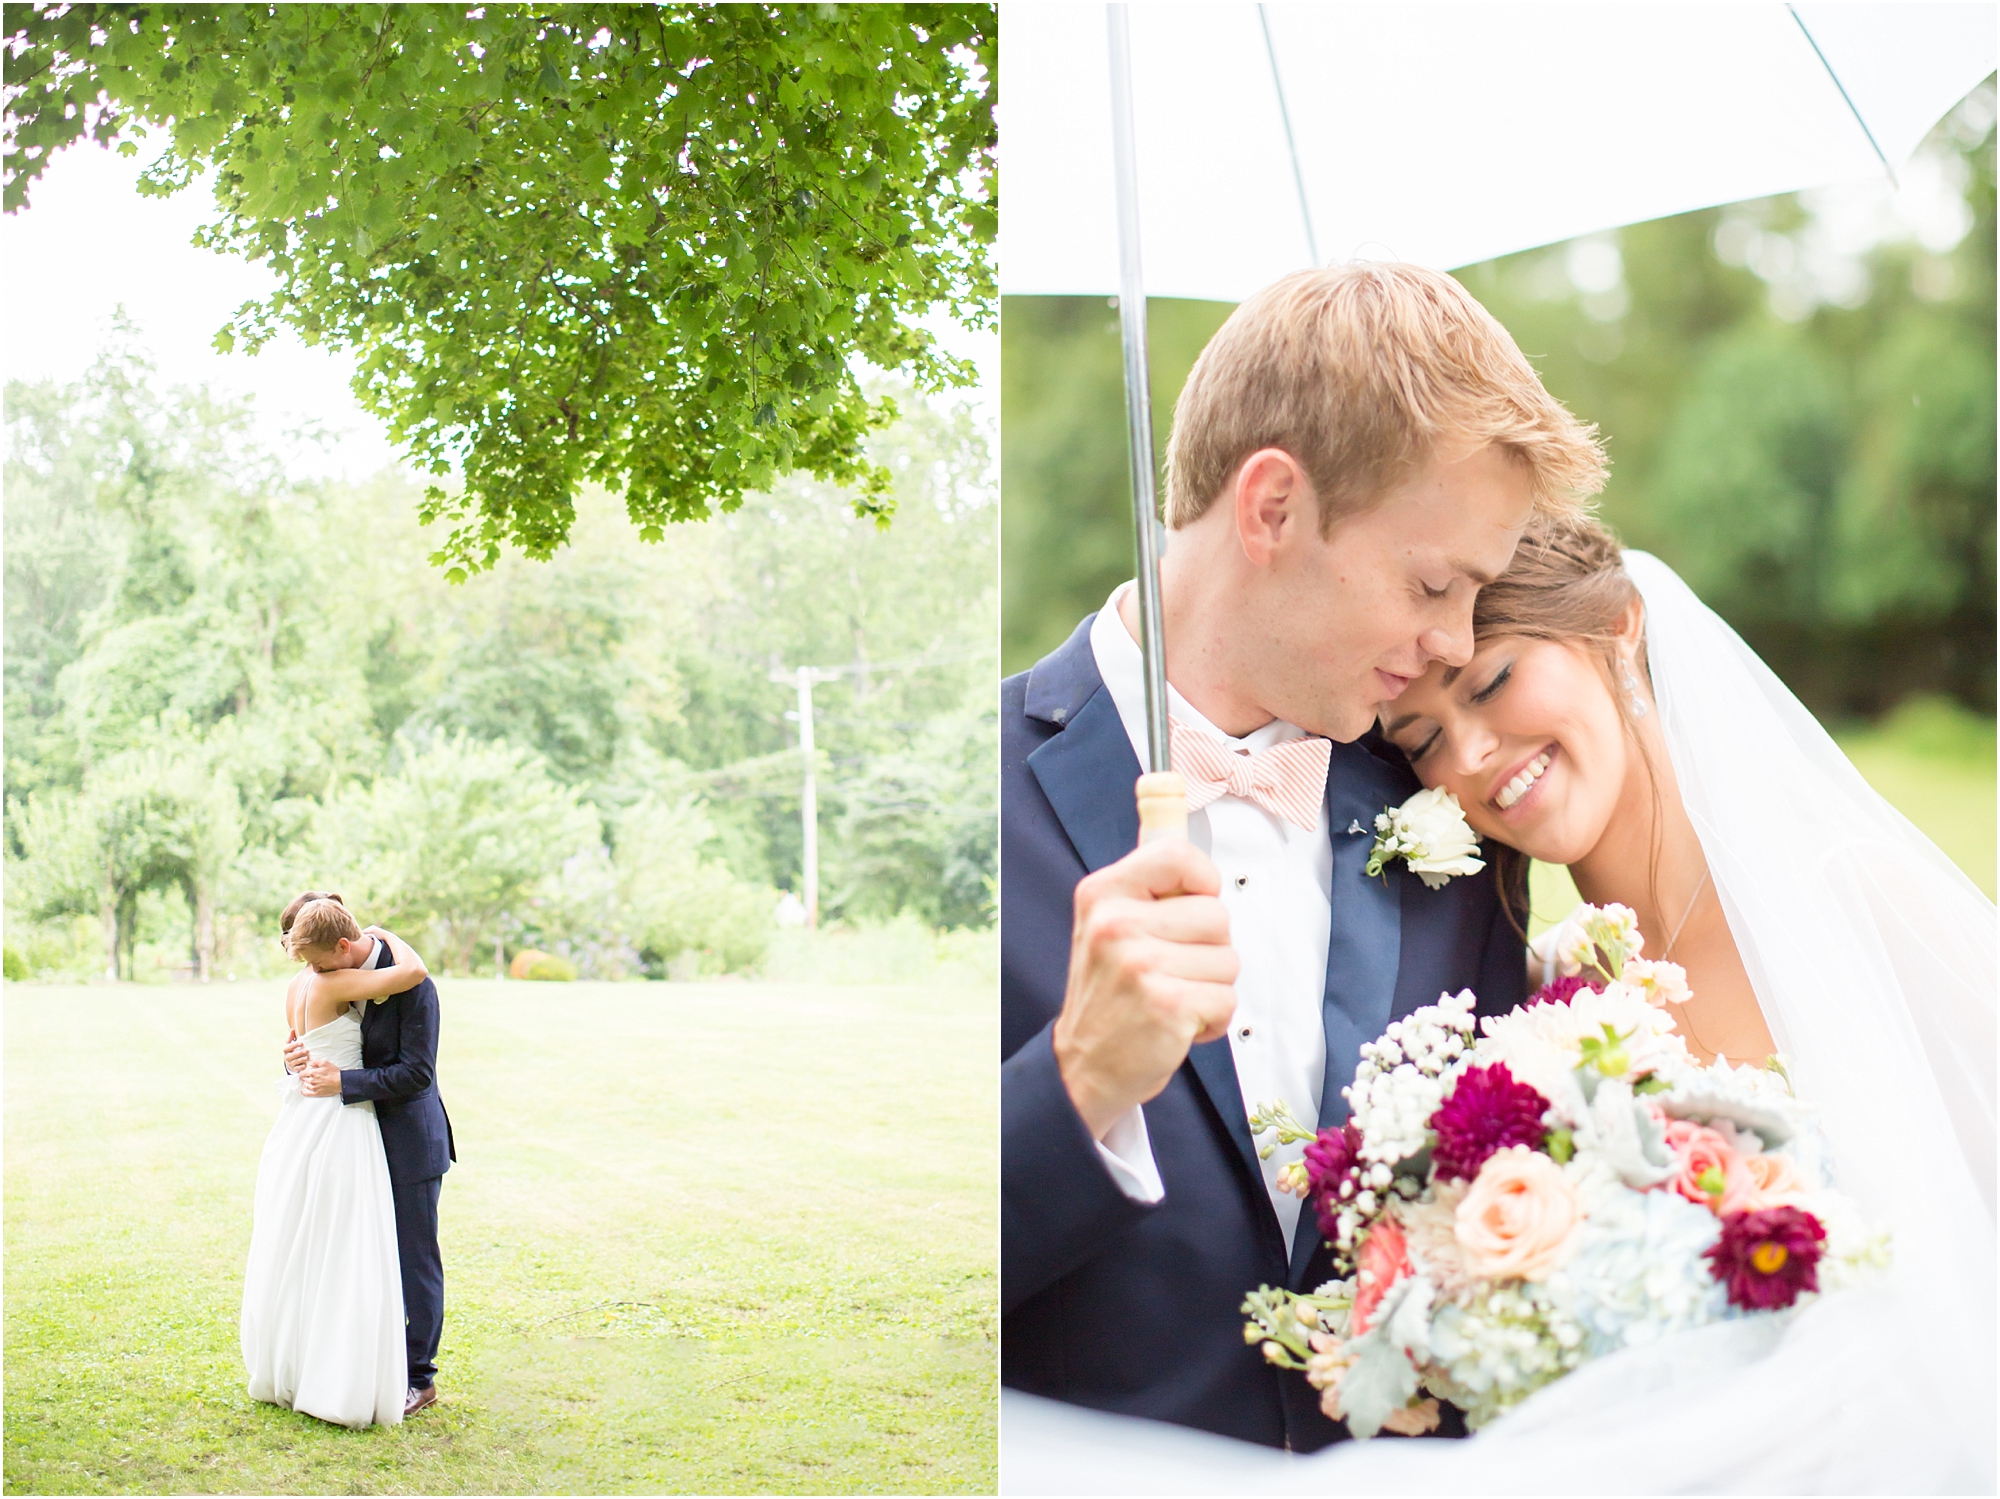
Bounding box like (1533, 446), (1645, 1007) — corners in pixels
(1453, 559), (1498, 587)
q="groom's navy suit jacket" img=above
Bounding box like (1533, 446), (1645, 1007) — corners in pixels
(339, 943), (455, 1185)
(1001, 616), (1526, 1451)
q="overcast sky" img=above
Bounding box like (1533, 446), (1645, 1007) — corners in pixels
(1, 138), (1000, 484)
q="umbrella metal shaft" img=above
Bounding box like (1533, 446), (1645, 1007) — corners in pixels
(1106, 3), (1172, 775)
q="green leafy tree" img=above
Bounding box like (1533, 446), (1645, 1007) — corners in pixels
(1646, 325), (1846, 620)
(639, 389), (995, 895)
(408, 556), (639, 790)
(4, 2), (997, 575)
(614, 793), (775, 976)
(833, 683), (994, 928)
(999, 296), (1230, 673)
(4, 351), (995, 980)
(314, 732), (601, 973)
(10, 738), (241, 979)
(3, 377), (119, 802)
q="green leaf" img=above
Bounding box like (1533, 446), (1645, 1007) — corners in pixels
(0, 0), (996, 574)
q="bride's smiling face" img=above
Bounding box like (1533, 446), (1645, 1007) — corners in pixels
(1380, 635), (1637, 864)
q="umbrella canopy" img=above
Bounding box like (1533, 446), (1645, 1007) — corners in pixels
(1003, 2), (1997, 301)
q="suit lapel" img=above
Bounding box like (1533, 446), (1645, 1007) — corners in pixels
(1288, 741), (1412, 1286)
(1024, 685), (1141, 875)
(1187, 1035), (1271, 1219)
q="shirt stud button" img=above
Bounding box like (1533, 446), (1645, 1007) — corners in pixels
(1238, 1024), (1253, 1040)
(1235, 874), (1249, 889)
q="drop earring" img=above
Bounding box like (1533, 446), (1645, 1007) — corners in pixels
(1622, 660), (1649, 718)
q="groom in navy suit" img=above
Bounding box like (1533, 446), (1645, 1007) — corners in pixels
(1002, 264), (1607, 1450)
(284, 898), (456, 1417)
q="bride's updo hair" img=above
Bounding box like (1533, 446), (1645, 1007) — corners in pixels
(1471, 512), (1647, 685)
(1470, 512), (1664, 925)
(282, 892), (359, 959)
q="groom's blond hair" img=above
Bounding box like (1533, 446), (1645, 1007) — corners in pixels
(283, 894), (360, 959)
(1164, 262), (1607, 532)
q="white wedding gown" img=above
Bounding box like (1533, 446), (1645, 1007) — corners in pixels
(240, 1006), (406, 1429)
(1003, 553), (1996, 1494)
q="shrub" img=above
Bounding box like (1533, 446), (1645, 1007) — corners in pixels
(616, 794), (777, 977)
(3, 947), (26, 981)
(508, 948), (577, 982)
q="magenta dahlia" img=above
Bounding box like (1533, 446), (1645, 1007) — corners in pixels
(1530, 974), (1602, 1007)
(1303, 1123), (1362, 1239)
(1428, 1063), (1553, 1182)
(1705, 1205), (1826, 1310)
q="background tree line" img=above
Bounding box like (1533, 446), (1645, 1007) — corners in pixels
(1002, 82), (1995, 724)
(5, 344), (996, 982)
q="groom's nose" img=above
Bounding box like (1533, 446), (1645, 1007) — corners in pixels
(1417, 600), (1475, 669)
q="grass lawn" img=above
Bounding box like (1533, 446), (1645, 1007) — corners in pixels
(4, 976), (996, 1494)
(1834, 705), (1996, 902)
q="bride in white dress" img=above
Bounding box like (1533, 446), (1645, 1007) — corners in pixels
(240, 901), (427, 1429)
(1004, 518), (1995, 1493)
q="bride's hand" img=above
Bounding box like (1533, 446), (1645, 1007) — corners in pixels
(365, 926), (427, 976)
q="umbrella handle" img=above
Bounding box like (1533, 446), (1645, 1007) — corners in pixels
(1135, 771), (1188, 845)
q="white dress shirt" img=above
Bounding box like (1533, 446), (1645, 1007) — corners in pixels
(1087, 584), (1334, 1245)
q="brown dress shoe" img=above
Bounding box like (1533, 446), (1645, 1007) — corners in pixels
(404, 1385), (438, 1416)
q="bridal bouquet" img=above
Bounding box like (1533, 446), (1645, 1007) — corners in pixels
(1242, 903), (1889, 1439)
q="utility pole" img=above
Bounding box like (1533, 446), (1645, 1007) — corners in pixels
(772, 664), (831, 927)
(766, 647), (990, 931)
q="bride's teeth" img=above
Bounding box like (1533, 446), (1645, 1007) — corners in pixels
(1496, 751), (1554, 810)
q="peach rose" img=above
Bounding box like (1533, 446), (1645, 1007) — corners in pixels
(1351, 1216), (1414, 1336)
(1743, 1148), (1808, 1208)
(1383, 1398), (1443, 1436)
(1304, 1330), (1352, 1420)
(1454, 1146), (1582, 1280)
(1663, 1118), (1756, 1215)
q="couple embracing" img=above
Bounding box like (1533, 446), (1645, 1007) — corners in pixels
(1002, 265), (1994, 1488)
(239, 892), (455, 1429)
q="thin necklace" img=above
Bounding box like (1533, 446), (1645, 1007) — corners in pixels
(1663, 868), (1717, 1061)
(1662, 868), (1710, 961)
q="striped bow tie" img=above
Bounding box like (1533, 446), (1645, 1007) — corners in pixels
(1169, 718), (1331, 831)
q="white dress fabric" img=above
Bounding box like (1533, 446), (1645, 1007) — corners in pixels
(1002, 552), (1997, 1494)
(240, 1006), (406, 1429)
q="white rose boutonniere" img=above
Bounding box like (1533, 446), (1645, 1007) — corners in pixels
(1362, 786), (1485, 890)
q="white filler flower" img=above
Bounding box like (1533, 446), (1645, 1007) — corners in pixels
(1365, 786), (1486, 890)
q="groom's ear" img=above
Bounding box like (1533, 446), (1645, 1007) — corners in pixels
(1232, 448), (1314, 566)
